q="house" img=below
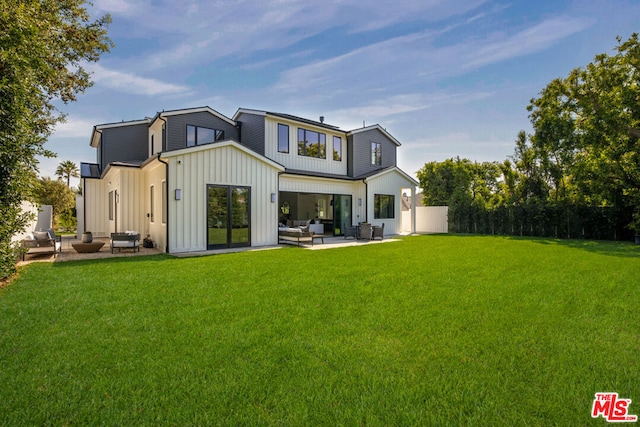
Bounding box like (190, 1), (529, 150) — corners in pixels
(78, 106), (418, 253)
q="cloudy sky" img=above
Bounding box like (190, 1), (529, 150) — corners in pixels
(43, 0), (640, 187)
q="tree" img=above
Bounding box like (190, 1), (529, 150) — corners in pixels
(33, 177), (76, 227)
(55, 160), (79, 188)
(527, 33), (640, 234)
(0, 0), (111, 278)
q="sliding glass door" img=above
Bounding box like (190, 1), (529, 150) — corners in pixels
(207, 185), (250, 249)
(333, 194), (352, 235)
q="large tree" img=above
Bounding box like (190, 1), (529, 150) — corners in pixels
(56, 160), (79, 188)
(0, 0), (111, 278)
(528, 33), (640, 231)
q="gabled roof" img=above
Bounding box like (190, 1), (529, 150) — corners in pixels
(150, 106), (236, 128)
(234, 108), (342, 131)
(355, 166), (418, 186)
(347, 124), (402, 146)
(90, 118), (151, 148)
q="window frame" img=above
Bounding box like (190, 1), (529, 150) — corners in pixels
(161, 180), (167, 225)
(297, 127), (326, 159)
(278, 123), (289, 153)
(333, 136), (342, 161)
(371, 142), (382, 166)
(150, 185), (155, 223)
(108, 190), (114, 221)
(186, 124), (225, 147)
(374, 194), (395, 219)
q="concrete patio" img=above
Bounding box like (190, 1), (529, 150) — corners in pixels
(18, 234), (405, 265)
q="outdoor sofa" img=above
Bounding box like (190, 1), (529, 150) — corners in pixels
(110, 232), (141, 253)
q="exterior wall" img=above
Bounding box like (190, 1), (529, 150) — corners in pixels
(236, 111), (266, 155)
(117, 168), (145, 234)
(83, 178), (109, 237)
(149, 119), (164, 157)
(279, 175), (366, 225)
(264, 116), (348, 176)
(164, 143), (281, 253)
(144, 161), (168, 252)
(165, 111), (240, 152)
(365, 170), (415, 234)
(99, 123), (149, 171)
(348, 128), (398, 178)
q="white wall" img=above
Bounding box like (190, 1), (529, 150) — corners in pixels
(402, 206), (448, 233)
(264, 117), (347, 176)
(164, 142), (282, 253)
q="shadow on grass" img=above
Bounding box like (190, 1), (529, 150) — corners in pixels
(51, 253), (174, 269)
(439, 233), (640, 259)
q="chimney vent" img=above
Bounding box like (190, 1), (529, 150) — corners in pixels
(319, 116), (324, 123)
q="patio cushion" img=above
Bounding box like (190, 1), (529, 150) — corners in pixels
(33, 231), (51, 240)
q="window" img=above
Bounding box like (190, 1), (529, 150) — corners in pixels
(298, 128), (326, 158)
(278, 123), (289, 153)
(333, 136), (342, 161)
(151, 134), (155, 155)
(371, 142), (382, 166)
(109, 191), (114, 220)
(374, 194), (394, 219)
(186, 125), (225, 147)
(150, 185), (155, 223)
(161, 180), (167, 224)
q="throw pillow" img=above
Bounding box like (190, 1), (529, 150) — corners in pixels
(33, 231), (50, 240)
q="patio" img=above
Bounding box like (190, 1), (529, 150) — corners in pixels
(17, 234), (403, 264)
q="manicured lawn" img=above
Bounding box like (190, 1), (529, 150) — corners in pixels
(1, 235), (639, 425)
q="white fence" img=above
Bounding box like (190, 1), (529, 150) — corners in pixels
(402, 206), (448, 233)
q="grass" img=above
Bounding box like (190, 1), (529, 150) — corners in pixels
(1, 235), (639, 425)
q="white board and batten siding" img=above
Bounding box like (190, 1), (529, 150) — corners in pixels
(163, 141), (283, 253)
(365, 168), (418, 235)
(82, 177), (109, 237)
(264, 117), (347, 177)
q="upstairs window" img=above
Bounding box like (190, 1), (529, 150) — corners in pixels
(298, 128), (326, 158)
(371, 142), (382, 166)
(333, 136), (342, 161)
(278, 124), (289, 153)
(187, 125), (225, 147)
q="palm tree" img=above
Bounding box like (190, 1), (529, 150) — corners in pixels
(55, 160), (79, 188)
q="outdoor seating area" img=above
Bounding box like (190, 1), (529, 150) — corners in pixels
(20, 229), (62, 260)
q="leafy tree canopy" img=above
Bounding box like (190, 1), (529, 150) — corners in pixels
(0, 0), (112, 278)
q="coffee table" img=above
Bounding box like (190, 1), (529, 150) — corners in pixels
(72, 242), (105, 253)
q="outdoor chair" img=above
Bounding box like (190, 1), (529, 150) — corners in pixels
(372, 223), (384, 240)
(359, 223), (372, 240)
(343, 223), (357, 239)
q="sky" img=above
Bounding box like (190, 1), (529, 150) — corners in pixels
(42, 0), (640, 188)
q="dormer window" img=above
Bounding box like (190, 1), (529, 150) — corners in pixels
(186, 125), (225, 147)
(298, 128), (326, 158)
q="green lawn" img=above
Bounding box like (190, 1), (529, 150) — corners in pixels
(1, 235), (639, 425)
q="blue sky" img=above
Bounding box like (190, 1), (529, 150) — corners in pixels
(43, 0), (640, 188)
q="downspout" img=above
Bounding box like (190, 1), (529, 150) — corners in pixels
(157, 153), (170, 254)
(363, 178), (368, 223)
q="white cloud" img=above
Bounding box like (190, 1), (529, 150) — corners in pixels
(88, 64), (193, 97)
(52, 117), (98, 138)
(463, 17), (594, 69)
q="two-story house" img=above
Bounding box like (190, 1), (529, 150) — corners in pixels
(79, 106), (418, 253)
